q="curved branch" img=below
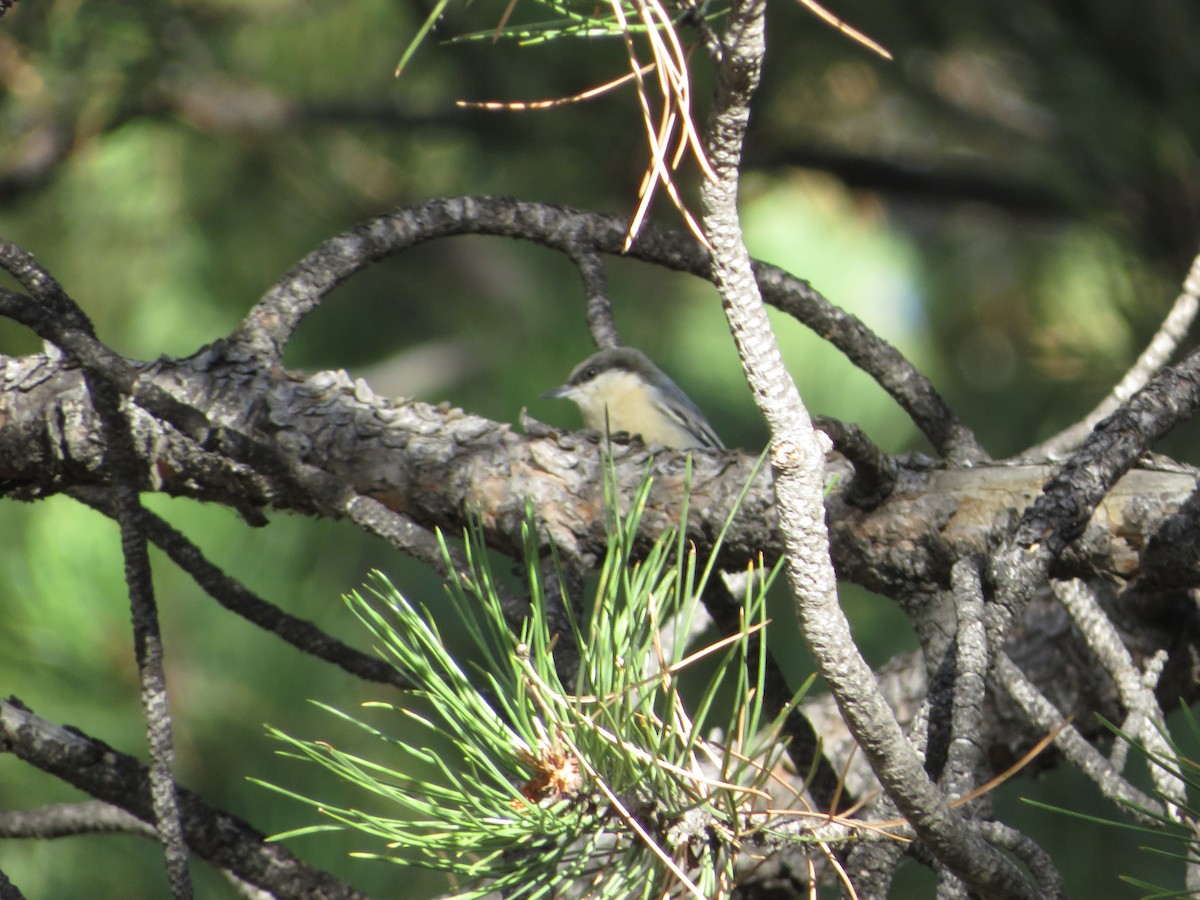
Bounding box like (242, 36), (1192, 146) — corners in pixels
(813, 416), (897, 507)
(228, 195), (982, 460)
(973, 822), (1064, 899)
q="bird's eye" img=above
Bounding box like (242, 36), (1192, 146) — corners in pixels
(583, 366), (598, 381)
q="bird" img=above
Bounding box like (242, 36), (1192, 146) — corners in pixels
(542, 346), (724, 450)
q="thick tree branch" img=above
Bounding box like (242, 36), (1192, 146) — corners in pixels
(3, 352), (1200, 601)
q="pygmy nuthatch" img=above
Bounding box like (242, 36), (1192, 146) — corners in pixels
(542, 347), (724, 450)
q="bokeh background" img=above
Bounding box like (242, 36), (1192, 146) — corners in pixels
(1, 1), (1198, 896)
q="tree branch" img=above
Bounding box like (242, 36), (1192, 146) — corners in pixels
(0, 698), (366, 900)
(68, 488), (410, 687)
(0, 802), (157, 839)
(0, 866), (25, 900)
(988, 344), (1200, 660)
(3, 351), (1200, 601)
(995, 655), (1163, 822)
(1027, 246), (1200, 461)
(0, 243), (193, 898)
(224, 195), (980, 459)
(564, 238), (619, 350)
(942, 559), (990, 812)
(699, 0), (1032, 894)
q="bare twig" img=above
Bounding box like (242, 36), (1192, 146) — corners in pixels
(565, 239), (619, 350)
(812, 416), (897, 507)
(987, 341), (1200, 661)
(0, 242), (193, 899)
(995, 654), (1163, 822)
(1026, 248), (1200, 461)
(0, 698), (366, 900)
(0, 802), (157, 839)
(1051, 579), (1184, 817)
(942, 560), (989, 814)
(69, 488), (411, 687)
(87, 373), (193, 899)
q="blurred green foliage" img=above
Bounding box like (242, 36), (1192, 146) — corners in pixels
(1, 0), (1198, 896)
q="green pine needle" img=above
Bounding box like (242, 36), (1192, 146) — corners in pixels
(261, 463), (809, 897)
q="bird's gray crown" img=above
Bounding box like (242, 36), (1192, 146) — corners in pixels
(567, 347), (658, 386)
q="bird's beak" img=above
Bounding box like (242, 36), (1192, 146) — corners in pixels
(541, 384), (573, 400)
